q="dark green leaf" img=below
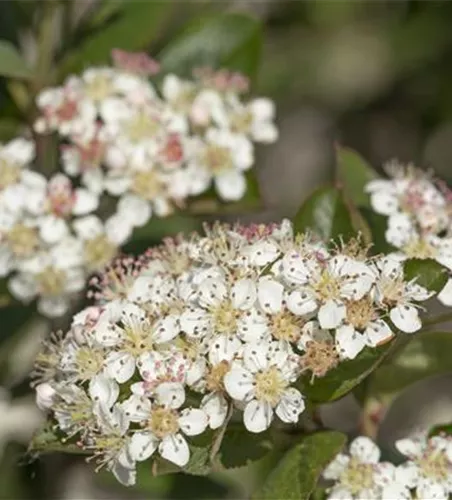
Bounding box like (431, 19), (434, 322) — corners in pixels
(252, 431), (346, 500)
(301, 342), (394, 403)
(404, 258), (448, 293)
(359, 208), (395, 255)
(219, 427), (272, 469)
(59, 1), (172, 77)
(28, 425), (86, 456)
(429, 423), (452, 438)
(336, 146), (378, 208)
(292, 186), (355, 242)
(369, 332), (452, 403)
(0, 118), (21, 140)
(159, 13), (262, 79)
(0, 40), (32, 79)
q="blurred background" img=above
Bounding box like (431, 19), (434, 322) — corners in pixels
(2, 0), (452, 498)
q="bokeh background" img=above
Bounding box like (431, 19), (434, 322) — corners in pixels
(1, 0), (452, 498)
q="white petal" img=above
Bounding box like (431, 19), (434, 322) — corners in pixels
(390, 305), (421, 333)
(335, 325), (366, 360)
(128, 431), (158, 462)
(39, 215), (68, 244)
(318, 300), (346, 329)
(275, 388), (305, 423)
(153, 316), (179, 343)
(231, 279), (256, 310)
(73, 215), (103, 239)
(72, 188), (99, 215)
(286, 289), (317, 316)
(198, 277), (227, 308)
(35, 383), (56, 410)
(243, 400), (273, 433)
(180, 307), (210, 338)
(159, 434), (190, 467)
(89, 374), (119, 408)
(214, 170), (246, 201)
(105, 351), (136, 383)
(243, 342), (269, 372)
(395, 437), (423, 458)
(209, 334), (241, 365)
(178, 408), (208, 436)
(370, 191), (399, 215)
(155, 382), (185, 409)
(117, 194), (152, 227)
(121, 394), (151, 422)
(201, 392), (228, 430)
(365, 319), (393, 347)
(350, 436), (380, 464)
(111, 462), (136, 486)
(224, 367), (254, 401)
(322, 454), (350, 480)
(258, 278), (283, 314)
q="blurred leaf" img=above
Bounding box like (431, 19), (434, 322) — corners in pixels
(0, 443), (27, 499)
(28, 424), (86, 456)
(429, 422), (452, 438)
(219, 427), (272, 469)
(85, 0), (124, 29)
(159, 13), (262, 79)
(300, 342), (394, 403)
(336, 146), (379, 208)
(60, 1), (172, 77)
(292, 186), (355, 242)
(369, 331), (452, 403)
(359, 208), (395, 255)
(188, 171), (262, 215)
(252, 431), (346, 500)
(0, 40), (32, 79)
(404, 258), (448, 293)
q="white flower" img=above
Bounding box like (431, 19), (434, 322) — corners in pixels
(35, 383), (56, 411)
(374, 256), (431, 333)
(127, 388), (208, 468)
(396, 434), (452, 499)
(224, 341), (304, 432)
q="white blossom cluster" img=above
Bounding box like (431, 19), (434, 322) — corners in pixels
(0, 51), (277, 318)
(323, 434), (452, 499)
(32, 220), (432, 485)
(366, 162), (452, 306)
(35, 51), (278, 227)
(0, 137), (127, 317)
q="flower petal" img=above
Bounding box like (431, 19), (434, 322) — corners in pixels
(159, 434), (190, 467)
(178, 408), (208, 436)
(243, 400), (273, 433)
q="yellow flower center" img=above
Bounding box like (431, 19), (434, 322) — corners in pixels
(36, 267), (66, 296)
(346, 296), (376, 331)
(314, 270), (342, 301)
(254, 366), (287, 407)
(126, 112), (160, 143)
(7, 224), (40, 258)
(84, 234), (117, 271)
(378, 276), (404, 306)
(85, 74), (113, 101)
(0, 159), (20, 189)
(403, 238), (438, 259)
(340, 458), (375, 495)
(131, 170), (164, 201)
(301, 340), (339, 379)
(418, 449), (449, 482)
(211, 300), (238, 335)
(122, 318), (154, 357)
(148, 407), (179, 439)
(202, 145), (233, 174)
(75, 346), (104, 381)
(230, 110), (253, 134)
(270, 310), (304, 342)
(206, 360), (230, 392)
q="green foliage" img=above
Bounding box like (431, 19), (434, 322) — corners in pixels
(292, 186), (356, 242)
(336, 146), (379, 208)
(359, 208), (395, 255)
(28, 424), (86, 456)
(369, 331), (452, 403)
(301, 342), (394, 403)
(159, 13), (262, 79)
(218, 427), (272, 469)
(403, 258), (448, 293)
(0, 40), (32, 79)
(59, 1), (173, 77)
(429, 423), (452, 438)
(252, 431), (346, 500)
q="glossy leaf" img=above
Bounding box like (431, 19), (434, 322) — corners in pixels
(336, 146), (379, 208)
(159, 13), (262, 79)
(292, 186), (355, 242)
(404, 258), (448, 293)
(60, 1), (172, 76)
(369, 331), (452, 403)
(0, 40), (32, 79)
(301, 342), (394, 403)
(253, 432), (346, 500)
(219, 427), (272, 469)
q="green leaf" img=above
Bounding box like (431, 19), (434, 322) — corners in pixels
(336, 146), (379, 208)
(159, 13), (262, 79)
(28, 424), (86, 456)
(292, 186), (355, 242)
(0, 40), (32, 79)
(403, 258), (448, 293)
(429, 423), (452, 438)
(369, 332), (452, 403)
(219, 427), (272, 469)
(252, 431), (346, 500)
(59, 1), (173, 77)
(301, 342), (394, 403)
(359, 208), (395, 255)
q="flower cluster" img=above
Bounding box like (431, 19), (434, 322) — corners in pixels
(322, 434), (452, 499)
(366, 162), (452, 306)
(35, 52), (278, 227)
(0, 51), (277, 318)
(32, 220), (431, 485)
